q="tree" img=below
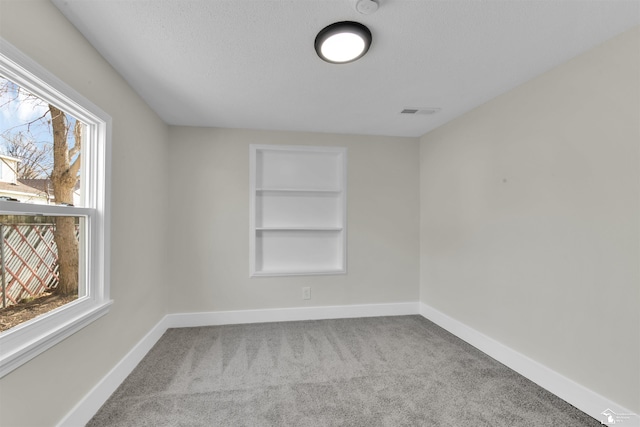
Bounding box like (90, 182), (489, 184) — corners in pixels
(49, 105), (81, 295)
(1, 77), (81, 296)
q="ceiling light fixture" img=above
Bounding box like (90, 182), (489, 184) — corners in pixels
(315, 21), (372, 64)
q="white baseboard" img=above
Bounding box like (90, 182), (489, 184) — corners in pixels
(165, 302), (420, 328)
(57, 302), (418, 426)
(58, 301), (636, 427)
(419, 302), (639, 426)
(57, 315), (172, 427)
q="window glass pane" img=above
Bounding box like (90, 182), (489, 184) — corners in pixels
(0, 214), (84, 332)
(0, 76), (83, 206)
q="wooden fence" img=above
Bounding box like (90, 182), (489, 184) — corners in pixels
(0, 224), (62, 308)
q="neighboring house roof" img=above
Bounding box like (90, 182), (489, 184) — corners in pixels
(0, 180), (48, 199)
(18, 179), (53, 195)
(0, 154), (20, 163)
(0, 179), (80, 204)
(21, 179), (80, 192)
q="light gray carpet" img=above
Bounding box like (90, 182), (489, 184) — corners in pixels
(88, 315), (598, 426)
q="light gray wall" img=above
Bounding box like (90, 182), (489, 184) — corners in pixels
(0, 1), (170, 426)
(419, 27), (639, 412)
(0, 1), (636, 424)
(168, 127), (419, 312)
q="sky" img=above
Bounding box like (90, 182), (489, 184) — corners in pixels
(0, 77), (55, 152)
(0, 77), (52, 140)
(0, 75), (79, 178)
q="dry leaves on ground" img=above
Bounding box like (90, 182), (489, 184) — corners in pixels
(0, 292), (77, 332)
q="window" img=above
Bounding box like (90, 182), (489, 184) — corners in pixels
(0, 39), (111, 377)
(249, 144), (347, 276)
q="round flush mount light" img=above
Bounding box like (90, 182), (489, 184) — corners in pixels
(314, 21), (372, 64)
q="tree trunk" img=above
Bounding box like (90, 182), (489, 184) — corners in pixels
(53, 217), (79, 295)
(49, 105), (80, 296)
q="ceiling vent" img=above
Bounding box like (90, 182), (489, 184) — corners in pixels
(400, 107), (441, 115)
(355, 0), (379, 15)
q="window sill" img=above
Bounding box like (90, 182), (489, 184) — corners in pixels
(0, 298), (112, 378)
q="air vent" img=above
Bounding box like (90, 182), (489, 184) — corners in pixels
(400, 107), (441, 115)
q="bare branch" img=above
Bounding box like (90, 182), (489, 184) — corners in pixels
(0, 133), (52, 179)
(25, 110), (51, 133)
(0, 78), (51, 136)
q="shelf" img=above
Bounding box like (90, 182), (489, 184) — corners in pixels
(254, 229), (344, 275)
(256, 227), (342, 231)
(255, 148), (342, 190)
(256, 188), (341, 193)
(252, 268), (346, 277)
(250, 144), (347, 277)
(256, 181), (342, 229)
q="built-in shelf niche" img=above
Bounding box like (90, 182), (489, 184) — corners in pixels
(250, 144), (347, 277)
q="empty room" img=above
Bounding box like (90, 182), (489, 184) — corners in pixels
(0, 0), (638, 426)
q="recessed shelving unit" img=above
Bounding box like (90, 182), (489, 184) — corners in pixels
(250, 144), (347, 277)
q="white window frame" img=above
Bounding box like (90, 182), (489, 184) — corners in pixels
(0, 39), (111, 378)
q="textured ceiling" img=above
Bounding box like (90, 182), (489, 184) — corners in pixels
(52, 0), (639, 137)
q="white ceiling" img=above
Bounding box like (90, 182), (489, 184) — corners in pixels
(52, 0), (639, 138)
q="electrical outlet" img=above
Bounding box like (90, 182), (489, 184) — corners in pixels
(302, 287), (311, 300)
